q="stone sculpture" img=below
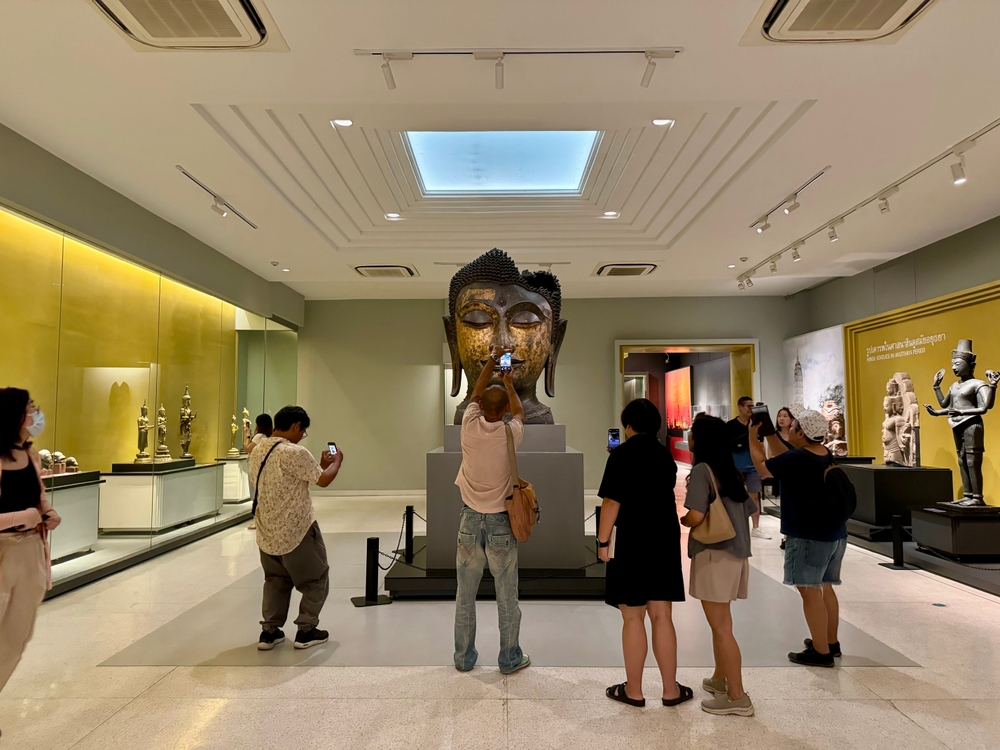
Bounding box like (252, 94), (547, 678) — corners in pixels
(154, 405), (171, 460)
(136, 401), (151, 463)
(38, 449), (52, 472)
(886, 372), (920, 467)
(179, 385), (197, 459)
(924, 339), (1000, 506)
(444, 248), (567, 424)
(882, 395), (907, 466)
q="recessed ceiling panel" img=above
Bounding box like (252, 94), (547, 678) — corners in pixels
(404, 130), (601, 195)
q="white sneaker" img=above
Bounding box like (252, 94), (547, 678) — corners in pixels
(750, 527), (771, 540)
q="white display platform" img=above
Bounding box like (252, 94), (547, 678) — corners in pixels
(100, 464), (223, 533)
(217, 456), (251, 503)
(47, 475), (102, 561)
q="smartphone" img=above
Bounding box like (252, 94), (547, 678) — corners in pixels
(327, 441), (338, 455)
(499, 352), (512, 373)
(749, 405), (776, 437)
(608, 428), (621, 450)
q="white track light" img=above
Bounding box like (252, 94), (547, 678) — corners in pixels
(770, 261), (778, 274)
(738, 281), (745, 291)
(878, 196), (890, 213)
(745, 277), (754, 288)
(828, 224), (839, 242)
(756, 217), (770, 234)
(783, 195), (800, 214)
(951, 159), (966, 185)
(381, 55), (396, 90)
(495, 58), (504, 90)
(385, 212), (401, 220)
(792, 246), (802, 262)
(728, 264), (736, 269)
(640, 54), (656, 88)
(211, 198), (228, 217)
(331, 119), (353, 127)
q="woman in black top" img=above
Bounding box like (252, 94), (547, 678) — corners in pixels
(0, 388), (61, 702)
(597, 399), (691, 708)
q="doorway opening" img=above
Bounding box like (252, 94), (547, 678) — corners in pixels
(615, 340), (759, 465)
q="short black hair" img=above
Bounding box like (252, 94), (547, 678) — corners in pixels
(621, 398), (661, 435)
(274, 406), (310, 431)
(0, 387), (31, 460)
(255, 413), (273, 437)
(737, 396), (754, 407)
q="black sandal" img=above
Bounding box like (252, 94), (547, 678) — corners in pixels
(662, 683), (694, 706)
(605, 682), (645, 707)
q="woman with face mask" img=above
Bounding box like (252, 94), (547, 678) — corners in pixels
(0, 387), (61, 704)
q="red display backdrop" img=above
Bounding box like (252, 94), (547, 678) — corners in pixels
(665, 367), (692, 463)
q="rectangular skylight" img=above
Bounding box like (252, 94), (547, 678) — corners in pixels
(404, 130), (601, 195)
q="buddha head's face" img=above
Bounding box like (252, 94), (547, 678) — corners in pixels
(445, 249), (567, 404)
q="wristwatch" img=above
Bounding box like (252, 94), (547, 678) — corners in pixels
(596, 539), (610, 548)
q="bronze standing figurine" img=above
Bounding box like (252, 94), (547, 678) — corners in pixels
(154, 405), (171, 460)
(924, 339), (1000, 506)
(179, 385), (197, 459)
(136, 401), (151, 463)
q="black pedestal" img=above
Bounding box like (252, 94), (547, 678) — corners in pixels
(911, 507), (1000, 559)
(384, 535), (606, 599)
(842, 465), (953, 534)
(111, 458), (196, 473)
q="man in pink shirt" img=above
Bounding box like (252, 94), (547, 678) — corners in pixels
(453, 345), (530, 674)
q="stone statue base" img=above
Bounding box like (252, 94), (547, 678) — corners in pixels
(936, 501), (1000, 514)
(134, 452), (152, 464)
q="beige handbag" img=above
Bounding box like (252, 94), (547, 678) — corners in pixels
(690, 465), (736, 545)
(504, 422), (539, 542)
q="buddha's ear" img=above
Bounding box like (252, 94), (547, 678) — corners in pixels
(544, 319), (568, 398)
(443, 317), (463, 398)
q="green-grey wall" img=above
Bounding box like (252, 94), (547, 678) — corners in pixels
(297, 295), (808, 491)
(0, 122), (304, 326)
(801, 213), (1000, 331)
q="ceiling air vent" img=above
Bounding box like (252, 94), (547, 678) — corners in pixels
(89, 0), (287, 50)
(355, 265), (417, 279)
(595, 263), (657, 278)
(746, 0), (935, 44)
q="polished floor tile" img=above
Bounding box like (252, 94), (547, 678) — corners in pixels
(893, 699), (1000, 750)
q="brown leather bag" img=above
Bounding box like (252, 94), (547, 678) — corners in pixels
(504, 422), (539, 542)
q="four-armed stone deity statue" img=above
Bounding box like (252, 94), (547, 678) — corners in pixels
(924, 339), (1000, 506)
(136, 401), (151, 463)
(444, 248), (568, 424)
(179, 385), (198, 459)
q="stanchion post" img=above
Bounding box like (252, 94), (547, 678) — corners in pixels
(594, 505), (602, 562)
(351, 536), (393, 607)
(879, 514), (916, 570)
(404, 505), (414, 564)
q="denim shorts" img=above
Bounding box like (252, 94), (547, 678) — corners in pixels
(783, 536), (847, 588)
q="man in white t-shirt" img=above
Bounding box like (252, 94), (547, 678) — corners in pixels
(454, 345), (530, 675)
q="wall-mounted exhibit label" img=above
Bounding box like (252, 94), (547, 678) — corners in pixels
(865, 333), (948, 363)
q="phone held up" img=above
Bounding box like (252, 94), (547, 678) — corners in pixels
(499, 352), (512, 374)
(608, 428), (621, 450)
(327, 442), (338, 456)
(749, 405), (776, 437)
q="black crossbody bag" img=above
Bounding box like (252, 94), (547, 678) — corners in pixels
(251, 442), (282, 518)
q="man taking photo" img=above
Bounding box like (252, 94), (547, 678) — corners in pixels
(453, 345), (530, 675)
(249, 405), (344, 651)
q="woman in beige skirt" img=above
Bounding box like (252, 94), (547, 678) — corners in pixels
(681, 415), (756, 717)
(0, 388), (61, 709)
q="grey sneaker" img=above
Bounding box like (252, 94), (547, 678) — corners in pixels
(701, 692), (754, 717)
(502, 655), (531, 675)
(702, 677), (727, 696)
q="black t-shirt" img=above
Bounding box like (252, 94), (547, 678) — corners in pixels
(765, 447), (846, 542)
(726, 418), (749, 454)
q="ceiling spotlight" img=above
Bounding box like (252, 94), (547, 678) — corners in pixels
(331, 119), (353, 127)
(282, 268), (290, 272)
(828, 224), (839, 242)
(495, 57), (504, 90)
(783, 195), (800, 214)
(792, 246), (802, 262)
(770, 261), (778, 274)
(738, 281), (745, 291)
(951, 159), (966, 185)
(878, 196), (890, 213)
(210, 198), (228, 218)
(603, 211), (619, 217)
(756, 217), (770, 234)
(385, 212), (401, 220)
(745, 277), (754, 288)
(640, 54), (656, 88)
(381, 55), (396, 90)
(728, 264), (736, 269)
(652, 119), (674, 127)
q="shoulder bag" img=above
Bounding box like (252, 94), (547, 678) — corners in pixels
(251, 441), (282, 518)
(690, 465), (737, 545)
(504, 422), (539, 542)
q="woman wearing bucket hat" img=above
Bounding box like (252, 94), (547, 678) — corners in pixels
(748, 407), (845, 668)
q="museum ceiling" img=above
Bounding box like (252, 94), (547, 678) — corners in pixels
(1, 1), (999, 300)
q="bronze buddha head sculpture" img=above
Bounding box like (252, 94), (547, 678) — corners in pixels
(444, 248), (568, 424)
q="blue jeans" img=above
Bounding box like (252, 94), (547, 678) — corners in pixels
(783, 536), (847, 588)
(454, 507), (523, 673)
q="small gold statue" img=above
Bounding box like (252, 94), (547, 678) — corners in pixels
(227, 414), (240, 457)
(179, 384), (198, 459)
(136, 401), (151, 463)
(241, 408), (252, 454)
(154, 404), (171, 460)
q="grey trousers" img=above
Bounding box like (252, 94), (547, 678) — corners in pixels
(260, 522), (330, 632)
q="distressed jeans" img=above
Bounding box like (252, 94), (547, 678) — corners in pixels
(454, 507), (523, 673)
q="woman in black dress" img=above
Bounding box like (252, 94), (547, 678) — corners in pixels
(597, 398), (691, 707)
